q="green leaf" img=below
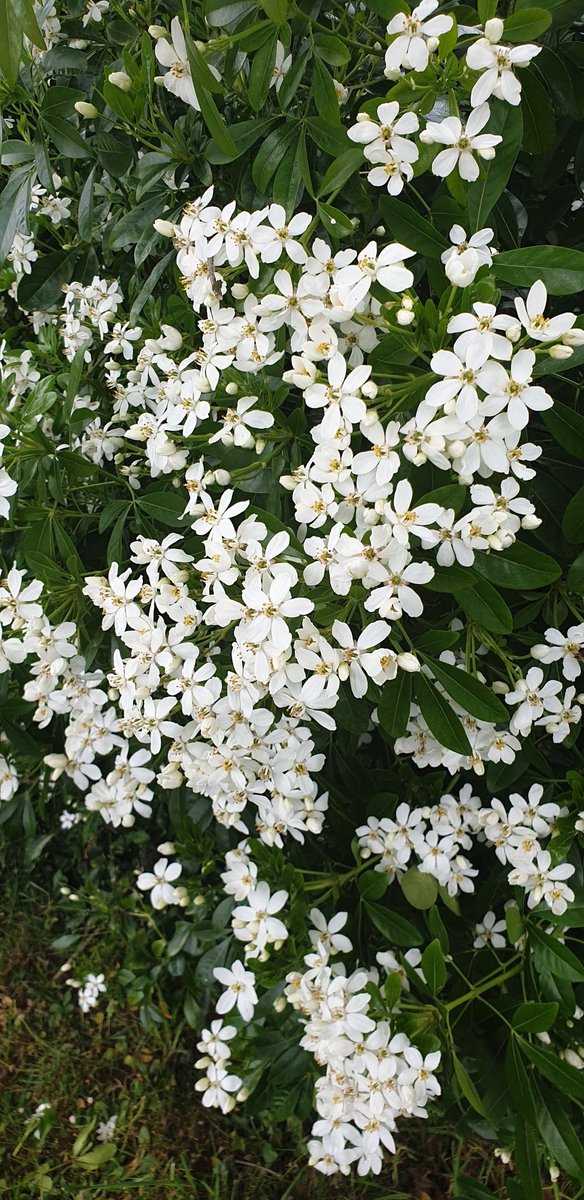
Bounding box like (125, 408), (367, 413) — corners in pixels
(364, 900), (423, 946)
(519, 1038), (584, 1102)
(472, 543), (561, 590)
(77, 166), (96, 242)
(381, 196), (448, 258)
(453, 1054), (488, 1118)
(311, 56), (341, 125)
(529, 925), (584, 982)
(107, 196), (166, 251)
(400, 868), (438, 910)
(358, 870), (389, 901)
(414, 673), (472, 756)
(504, 6), (552, 38)
(0, 0), (25, 83)
(512, 1002), (559, 1033)
(0, 165), (33, 265)
(184, 30), (223, 94)
(314, 32), (350, 66)
(506, 1035), (536, 1122)
(421, 938), (447, 993)
(252, 123), (296, 192)
(467, 102), (523, 230)
(207, 116), (278, 164)
(493, 246), (584, 296)
(259, 0), (288, 20)
(248, 28), (278, 112)
(424, 658), (508, 723)
(458, 576), (513, 634)
(520, 69), (556, 156)
(41, 113), (93, 159)
(319, 148), (363, 198)
(534, 1084), (584, 1184)
(77, 1143), (118, 1168)
(138, 491), (189, 528)
(17, 249), (77, 312)
(307, 117), (350, 157)
(272, 128), (304, 209)
(563, 484), (584, 544)
(317, 201), (354, 239)
(543, 401), (584, 461)
(514, 1116), (543, 1200)
(277, 47), (311, 109)
(377, 670), (412, 738)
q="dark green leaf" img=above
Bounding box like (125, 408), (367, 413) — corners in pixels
(311, 56), (341, 125)
(472, 542), (561, 590)
(400, 868), (438, 910)
(381, 196), (448, 258)
(364, 900), (423, 946)
(521, 69), (556, 156)
(424, 658), (508, 723)
(519, 1038), (584, 1101)
(563, 484), (584, 543)
(543, 401), (584, 460)
(467, 102), (523, 230)
(248, 28), (278, 112)
(414, 673), (472, 756)
(421, 938), (447, 992)
(512, 1002), (558, 1033)
(458, 576), (513, 634)
(493, 246), (584, 295)
(377, 670), (412, 738)
(504, 6), (552, 38)
(17, 249), (78, 312)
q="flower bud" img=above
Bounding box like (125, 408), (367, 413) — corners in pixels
(160, 323), (182, 350)
(530, 643), (548, 660)
(505, 321), (522, 342)
(548, 343), (573, 359)
(255, 438), (266, 454)
(445, 246), (480, 287)
(273, 995), (287, 1012)
(397, 308), (415, 325)
(562, 326), (584, 346)
(563, 1048), (584, 1069)
(108, 70), (132, 91)
(361, 407), (379, 426)
(362, 380), (378, 399)
(447, 440), (466, 459)
(75, 102), (99, 118)
(480, 146), (496, 160)
(419, 128), (434, 144)
(231, 282), (249, 299)
(484, 17), (504, 41)
(148, 23), (167, 37)
(214, 469), (231, 486)
(521, 514), (541, 529)
(374, 224), (385, 235)
(536, 1030), (551, 1044)
(225, 382), (238, 395)
(397, 652), (420, 672)
(154, 218), (175, 237)
(236, 1087), (249, 1103)
(157, 841), (176, 854)
(426, 35), (439, 51)
(69, 38), (88, 48)
(194, 895), (206, 906)
(549, 1165), (560, 1182)
(413, 451), (427, 466)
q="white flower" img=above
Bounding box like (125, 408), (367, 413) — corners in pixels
(467, 33), (540, 107)
(477, 349), (552, 430)
(154, 18), (219, 110)
(332, 619), (394, 697)
(423, 104), (502, 181)
(385, 0), (453, 75)
(474, 911), (506, 948)
(254, 204), (311, 265)
(271, 41), (292, 91)
(514, 281), (577, 343)
(531, 624), (584, 681)
(309, 909), (352, 954)
(505, 667), (562, 735)
(214, 959), (258, 1021)
(136, 857), (183, 909)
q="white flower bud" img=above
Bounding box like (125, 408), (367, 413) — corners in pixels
(447, 440), (466, 459)
(548, 343), (573, 359)
(479, 146), (496, 160)
(492, 680), (508, 694)
(231, 282), (249, 299)
(549, 1165), (560, 1182)
(160, 323), (182, 349)
(214, 469), (231, 485)
(484, 17), (504, 41)
(69, 38), (88, 48)
(563, 326), (584, 346)
(273, 995), (287, 1012)
(397, 652), (420, 672)
(362, 380), (378, 399)
(530, 643), (548, 660)
(521, 514), (541, 529)
(361, 407), (379, 426)
(536, 1030), (551, 1044)
(157, 841), (175, 854)
(504, 321), (521, 342)
(225, 381), (238, 395)
(413, 451), (427, 465)
(397, 308), (416, 325)
(374, 224), (385, 235)
(194, 895), (206, 906)
(148, 23), (167, 37)
(426, 35), (439, 51)
(236, 1087), (249, 1102)
(153, 219), (175, 237)
(357, 111), (369, 122)
(419, 128), (434, 144)
(445, 246), (480, 287)
(255, 438), (266, 454)
(563, 1048), (584, 1069)
(108, 70), (132, 91)
(74, 102), (99, 118)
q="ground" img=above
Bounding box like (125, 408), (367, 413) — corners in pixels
(0, 878), (552, 1200)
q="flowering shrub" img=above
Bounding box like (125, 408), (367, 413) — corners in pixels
(1, 0), (584, 1191)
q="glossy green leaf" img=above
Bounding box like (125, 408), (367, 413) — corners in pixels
(424, 658), (508, 723)
(414, 673), (472, 756)
(493, 246), (584, 295)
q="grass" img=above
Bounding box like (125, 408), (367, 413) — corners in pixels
(0, 879), (557, 1200)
